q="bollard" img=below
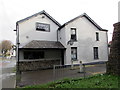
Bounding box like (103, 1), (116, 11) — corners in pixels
(78, 61), (84, 73)
(79, 61), (83, 72)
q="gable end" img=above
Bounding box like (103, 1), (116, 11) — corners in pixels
(17, 10), (61, 27)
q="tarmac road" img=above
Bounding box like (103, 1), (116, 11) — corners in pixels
(18, 63), (106, 87)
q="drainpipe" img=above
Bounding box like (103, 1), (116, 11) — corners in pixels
(57, 29), (59, 42)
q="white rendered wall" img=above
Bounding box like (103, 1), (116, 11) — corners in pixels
(58, 27), (67, 64)
(18, 13), (59, 48)
(59, 16), (108, 65)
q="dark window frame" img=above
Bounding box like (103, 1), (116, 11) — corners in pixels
(24, 51), (45, 59)
(71, 28), (77, 41)
(36, 22), (50, 32)
(93, 47), (99, 59)
(71, 47), (77, 61)
(96, 32), (99, 41)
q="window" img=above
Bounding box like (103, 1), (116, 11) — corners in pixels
(36, 23), (50, 32)
(93, 47), (99, 59)
(71, 47), (77, 60)
(96, 32), (99, 41)
(71, 28), (76, 41)
(24, 51), (44, 59)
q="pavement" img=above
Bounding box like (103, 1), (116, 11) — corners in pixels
(17, 63), (106, 87)
(0, 58), (16, 89)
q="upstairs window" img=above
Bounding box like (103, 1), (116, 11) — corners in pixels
(96, 32), (99, 41)
(93, 47), (99, 59)
(71, 47), (77, 60)
(71, 28), (77, 41)
(36, 23), (50, 32)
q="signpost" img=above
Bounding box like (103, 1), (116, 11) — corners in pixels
(118, 1), (120, 22)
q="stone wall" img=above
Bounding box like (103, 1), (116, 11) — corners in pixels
(107, 22), (120, 75)
(18, 59), (61, 71)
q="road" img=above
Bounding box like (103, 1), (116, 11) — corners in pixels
(18, 64), (106, 87)
(0, 58), (16, 89)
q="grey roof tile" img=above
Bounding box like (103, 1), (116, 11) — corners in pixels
(22, 40), (65, 49)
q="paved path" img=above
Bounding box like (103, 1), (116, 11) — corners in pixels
(18, 64), (106, 87)
(0, 59), (16, 89)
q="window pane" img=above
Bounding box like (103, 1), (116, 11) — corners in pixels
(36, 23), (50, 32)
(96, 32), (99, 41)
(71, 28), (76, 41)
(71, 30), (76, 35)
(94, 47), (99, 59)
(71, 47), (77, 60)
(24, 51), (44, 59)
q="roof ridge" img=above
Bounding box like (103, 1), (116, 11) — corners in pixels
(58, 13), (106, 31)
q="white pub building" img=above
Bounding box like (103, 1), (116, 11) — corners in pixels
(16, 10), (108, 71)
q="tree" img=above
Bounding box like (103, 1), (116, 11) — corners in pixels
(0, 40), (13, 57)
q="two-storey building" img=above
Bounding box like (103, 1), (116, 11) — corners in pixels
(16, 10), (108, 71)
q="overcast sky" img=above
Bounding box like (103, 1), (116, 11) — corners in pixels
(0, 0), (119, 44)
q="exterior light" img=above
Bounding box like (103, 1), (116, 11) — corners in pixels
(67, 40), (74, 45)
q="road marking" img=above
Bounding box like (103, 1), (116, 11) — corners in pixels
(0, 73), (16, 80)
(92, 71), (106, 75)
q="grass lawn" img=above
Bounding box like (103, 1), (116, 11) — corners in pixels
(21, 74), (119, 89)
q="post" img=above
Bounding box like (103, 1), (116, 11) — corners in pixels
(16, 23), (21, 87)
(71, 60), (74, 70)
(83, 64), (85, 78)
(53, 65), (55, 81)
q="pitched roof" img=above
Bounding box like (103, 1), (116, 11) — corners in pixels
(16, 10), (61, 27)
(22, 40), (65, 49)
(58, 13), (108, 31)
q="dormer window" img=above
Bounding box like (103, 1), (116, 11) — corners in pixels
(71, 28), (76, 41)
(36, 23), (50, 32)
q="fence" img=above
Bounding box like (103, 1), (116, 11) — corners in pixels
(17, 62), (106, 87)
(53, 62), (106, 81)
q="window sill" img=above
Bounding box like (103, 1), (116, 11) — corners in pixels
(94, 58), (99, 60)
(71, 40), (77, 42)
(72, 59), (78, 61)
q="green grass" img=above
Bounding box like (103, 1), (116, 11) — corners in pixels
(21, 74), (119, 88)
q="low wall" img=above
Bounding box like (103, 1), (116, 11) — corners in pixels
(18, 59), (61, 71)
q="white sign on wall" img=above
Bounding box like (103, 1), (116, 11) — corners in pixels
(118, 1), (120, 22)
